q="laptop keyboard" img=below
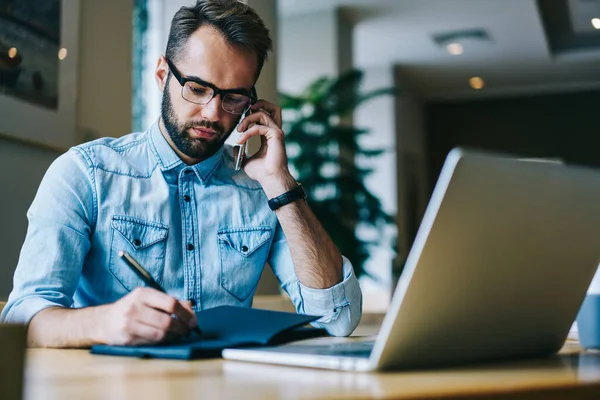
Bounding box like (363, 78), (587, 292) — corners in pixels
(265, 341), (375, 358)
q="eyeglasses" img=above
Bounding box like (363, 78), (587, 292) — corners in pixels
(165, 58), (257, 115)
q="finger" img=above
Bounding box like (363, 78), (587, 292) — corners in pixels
(124, 322), (169, 345)
(237, 124), (284, 147)
(135, 304), (190, 336)
(128, 326), (180, 345)
(181, 300), (194, 313)
(180, 300), (198, 328)
(237, 110), (277, 133)
(245, 137), (271, 169)
(237, 111), (274, 133)
(242, 135), (269, 167)
(237, 124), (267, 144)
(137, 288), (195, 327)
(251, 100), (282, 128)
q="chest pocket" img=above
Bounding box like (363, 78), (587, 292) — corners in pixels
(109, 215), (169, 292)
(218, 227), (272, 302)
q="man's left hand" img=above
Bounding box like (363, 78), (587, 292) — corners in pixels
(236, 100), (297, 196)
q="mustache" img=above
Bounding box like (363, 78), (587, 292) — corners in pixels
(184, 120), (224, 134)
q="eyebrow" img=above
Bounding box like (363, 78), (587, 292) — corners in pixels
(184, 73), (251, 95)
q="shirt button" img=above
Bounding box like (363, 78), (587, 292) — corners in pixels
(133, 239), (141, 247)
(189, 298), (197, 307)
(241, 245), (249, 252)
(187, 243), (195, 251)
(184, 169), (192, 175)
(183, 195), (191, 202)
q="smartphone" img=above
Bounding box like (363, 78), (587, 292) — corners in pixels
(234, 87), (258, 171)
(234, 111), (250, 171)
(234, 144), (245, 171)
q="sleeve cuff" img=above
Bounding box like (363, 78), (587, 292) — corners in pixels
(298, 255), (361, 324)
(1, 296), (65, 325)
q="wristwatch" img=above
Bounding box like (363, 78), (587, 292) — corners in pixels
(268, 182), (306, 211)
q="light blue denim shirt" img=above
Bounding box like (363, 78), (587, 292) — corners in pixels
(1, 122), (362, 336)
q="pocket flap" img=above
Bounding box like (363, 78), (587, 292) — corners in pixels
(217, 227), (271, 257)
(111, 215), (169, 250)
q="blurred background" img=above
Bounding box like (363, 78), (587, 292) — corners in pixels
(1, 0), (600, 311)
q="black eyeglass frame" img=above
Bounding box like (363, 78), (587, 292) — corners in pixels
(165, 57), (258, 115)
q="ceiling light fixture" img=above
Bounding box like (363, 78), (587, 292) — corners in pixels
(8, 47), (17, 58)
(592, 18), (600, 29)
(432, 28), (491, 55)
(446, 43), (464, 55)
(469, 77), (484, 90)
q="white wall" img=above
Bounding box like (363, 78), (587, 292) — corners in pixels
(278, 9), (342, 94)
(354, 66), (397, 301)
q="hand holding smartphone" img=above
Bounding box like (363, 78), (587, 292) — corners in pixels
(235, 87), (275, 172)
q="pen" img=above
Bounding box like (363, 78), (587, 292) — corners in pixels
(118, 250), (203, 337)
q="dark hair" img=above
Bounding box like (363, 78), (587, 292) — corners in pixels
(165, 0), (272, 77)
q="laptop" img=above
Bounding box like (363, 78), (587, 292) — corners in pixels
(223, 148), (600, 371)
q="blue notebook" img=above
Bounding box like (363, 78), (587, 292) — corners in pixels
(90, 305), (327, 359)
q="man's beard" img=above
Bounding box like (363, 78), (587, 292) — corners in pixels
(161, 85), (234, 161)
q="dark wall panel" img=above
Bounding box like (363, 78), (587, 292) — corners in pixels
(426, 90), (600, 192)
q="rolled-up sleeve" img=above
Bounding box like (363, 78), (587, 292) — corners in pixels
(297, 256), (362, 336)
(268, 224), (363, 337)
(0, 149), (95, 324)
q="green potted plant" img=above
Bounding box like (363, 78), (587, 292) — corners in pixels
(280, 70), (397, 279)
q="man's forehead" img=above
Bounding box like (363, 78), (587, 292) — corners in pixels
(177, 25), (258, 90)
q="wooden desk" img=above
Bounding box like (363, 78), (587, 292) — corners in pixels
(24, 341), (600, 400)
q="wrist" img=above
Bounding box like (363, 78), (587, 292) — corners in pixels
(260, 170), (298, 199)
(92, 304), (111, 344)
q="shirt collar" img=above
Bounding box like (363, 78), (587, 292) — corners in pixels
(148, 120), (224, 183)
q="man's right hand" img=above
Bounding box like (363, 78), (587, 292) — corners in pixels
(99, 287), (197, 346)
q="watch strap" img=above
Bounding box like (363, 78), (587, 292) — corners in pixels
(268, 183), (306, 211)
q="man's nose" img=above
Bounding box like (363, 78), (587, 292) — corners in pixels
(200, 94), (224, 121)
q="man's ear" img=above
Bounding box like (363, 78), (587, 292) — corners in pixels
(155, 56), (169, 92)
